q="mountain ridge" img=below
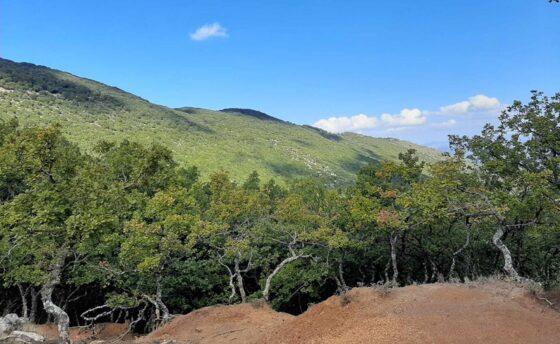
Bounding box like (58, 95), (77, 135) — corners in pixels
(218, 108), (286, 123)
(0, 58), (442, 185)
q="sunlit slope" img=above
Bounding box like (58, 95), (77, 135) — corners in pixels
(0, 58), (442, 184)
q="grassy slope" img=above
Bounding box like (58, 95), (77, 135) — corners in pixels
(0, 58), (442, 185)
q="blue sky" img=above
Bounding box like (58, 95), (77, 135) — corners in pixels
(1, 0), (559, 149)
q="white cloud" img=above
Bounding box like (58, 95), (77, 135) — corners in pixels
(313, 108), (426, 134)
(439, 95), (500, 115)
(190, 22), (228, 41)
(380, 108), (426, 126)
(312, 94), (501, 136)
(432, 119), (457, 128)
(313, 114), (378, 133)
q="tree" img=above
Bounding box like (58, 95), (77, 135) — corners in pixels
(0, 125), (82, 344)
(259, 178), (349, 302)
(117, 188), (200, 327)
(204, 172), (271, 303)
(242, 170), (261, 193)
(88, 141), (199, 329)
(352, 149), (424, 285)
(400, 157), (481, 281)
(450, 91), (560, 280)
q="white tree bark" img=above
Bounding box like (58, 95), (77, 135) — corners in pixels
(155, 274), (171, 324)
(336, 261), (349, 293)
(234, 253), (247, 303)
(263, 254), (310, 302)
(29, 288), (38, 323)
(492, 224), (520, 280)
(449, 230), (470, 279)
(217, 255), (237, 302)
(142, 274), (171, 329)
(389, 232), (399, 285)
(16, 285), (28, 319)
(40, 250), (70, 344)
(155, 274), (170, 323)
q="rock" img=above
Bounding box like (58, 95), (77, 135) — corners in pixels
(89, 341), (106, 344)
(0, 314), (27, 335)
(1, 330), (45, 343)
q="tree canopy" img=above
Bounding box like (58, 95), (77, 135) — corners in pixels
(0, 92), (559, 343)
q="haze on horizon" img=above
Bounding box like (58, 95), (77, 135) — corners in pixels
(1, 0), (559, 150)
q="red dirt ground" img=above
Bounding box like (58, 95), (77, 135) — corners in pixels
(141, 302), (293, 344)
(24, 322), (133, 343)
(263, 282), (560, 344)
(137, 281), (560, 344)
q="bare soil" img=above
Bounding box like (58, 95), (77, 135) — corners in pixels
(22, 322), (133, 343)
(43, 281), (560, 344)
(140, 302), (293, 344)
(145, 282), (560, 344)
(262, 282), (560, 344)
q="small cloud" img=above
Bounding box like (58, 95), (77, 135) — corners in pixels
(313, 108), (426, 134)
(380, 108), (426, 127)
(439, 95), (500, 115)
(190, 22), (228, 41)
(432, 119), (457, 128)
(312, 94), (500, 136)
(313, 114), (378, 133)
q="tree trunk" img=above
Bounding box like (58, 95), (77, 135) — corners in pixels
(234, 254), (247, 303)
(40, 250), (71, 344)
(155, 274), (170, 324)
(338, 261), (348, 293)
(29, 287), (39, 323)
(492, 224), (520, 280)
(384, 258), (391, 283)
(449, 230), (470, 279)
(227, 271), (237, 302)
(389, 232), (399, 285)
(16, 284), (28, 319)
(431, 259), (445, 282)
(217, 254), (237, 302)
(263, 254), (309, 302)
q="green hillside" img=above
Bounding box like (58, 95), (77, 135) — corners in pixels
(0, 58), (442, 184)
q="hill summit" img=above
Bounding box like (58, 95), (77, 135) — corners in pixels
(0, 58), (442, 184)
(219, 108), (285, 122)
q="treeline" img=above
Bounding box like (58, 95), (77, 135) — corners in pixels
(1, 91), (559, 343)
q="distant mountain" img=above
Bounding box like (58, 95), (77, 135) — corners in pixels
(0, 58), (443, 185)
(219, 108), (285, 122)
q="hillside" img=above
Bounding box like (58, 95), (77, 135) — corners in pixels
(0, 58), (442, 184)
(141, 281), (560, 344)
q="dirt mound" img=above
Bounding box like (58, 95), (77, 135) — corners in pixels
(142, 302), (293, 344)
(137, 282), (559, 344)
(263, 281), (560, 344)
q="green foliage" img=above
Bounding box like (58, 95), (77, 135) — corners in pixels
(0, 61), (558, 335)
(0, 58), (442, 187)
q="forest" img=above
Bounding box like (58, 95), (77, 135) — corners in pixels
(0, 91), (559, 344)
